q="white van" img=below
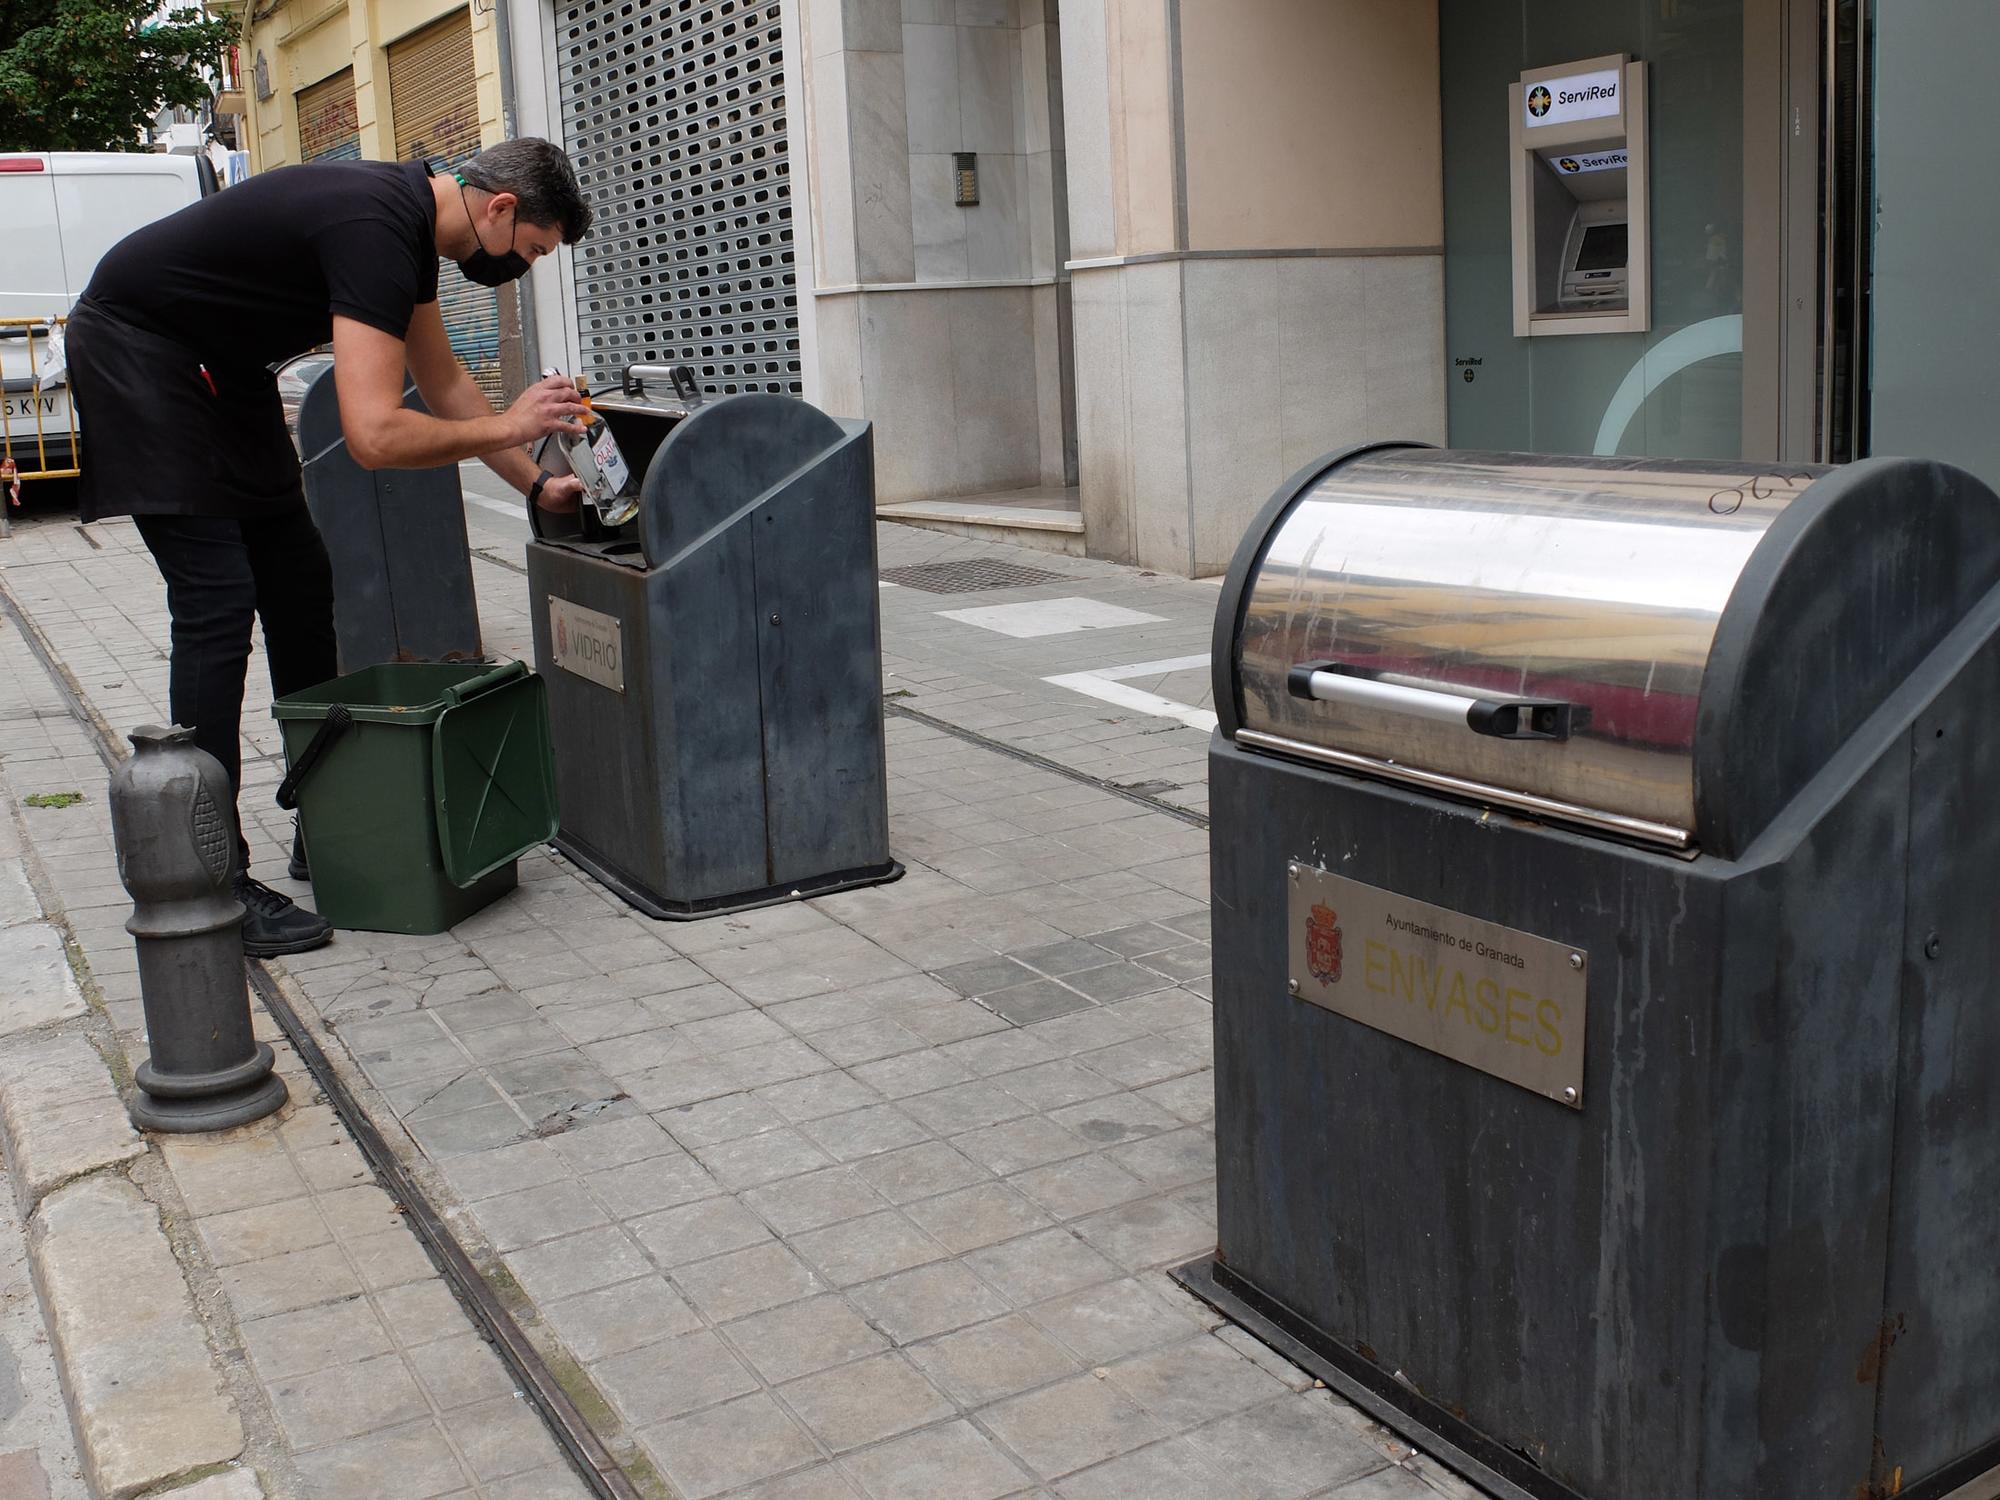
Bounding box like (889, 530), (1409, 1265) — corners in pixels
(1, 152), (216, 490)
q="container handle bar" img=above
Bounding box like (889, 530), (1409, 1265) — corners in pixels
(1286, 662), (1583, 742)
(439, 660), (529, 708)
(275, 705), (352, 810)
(622, 362), (704, 402)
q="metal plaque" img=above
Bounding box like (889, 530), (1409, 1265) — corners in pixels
(1287, 863), (1588, 1108)
(547, 596), (624, 693)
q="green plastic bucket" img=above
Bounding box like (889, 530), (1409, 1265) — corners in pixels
(272, 661), (558, 935)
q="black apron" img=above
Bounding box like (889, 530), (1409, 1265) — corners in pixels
(67, 298), (304, 523)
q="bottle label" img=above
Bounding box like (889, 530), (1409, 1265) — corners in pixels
(592, 427), (632, 495)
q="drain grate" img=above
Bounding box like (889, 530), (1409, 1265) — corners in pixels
(880, 559), (1069, 595)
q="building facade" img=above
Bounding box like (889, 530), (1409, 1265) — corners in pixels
(236, 0), (524, 400)
(254, 0), (1982, 578)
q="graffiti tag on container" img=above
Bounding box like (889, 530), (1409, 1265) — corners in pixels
(1709, 469), (1817, 515)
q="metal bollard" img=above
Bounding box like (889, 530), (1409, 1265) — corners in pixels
(109, 725), (287, 1132)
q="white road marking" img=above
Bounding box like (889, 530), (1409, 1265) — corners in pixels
(1044, 652), (1217, 732)
(938, 597), (1165, 639)
(1082, 653), (1211, 681)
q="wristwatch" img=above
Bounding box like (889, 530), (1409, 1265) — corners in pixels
(527, 468), (554, 507)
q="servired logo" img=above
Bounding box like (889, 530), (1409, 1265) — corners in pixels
(1527, 85), (1552, 117)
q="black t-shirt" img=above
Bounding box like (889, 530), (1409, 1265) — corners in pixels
(85, 158), (439, 369)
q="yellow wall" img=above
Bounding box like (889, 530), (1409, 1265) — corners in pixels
(241, 0), (502, 172)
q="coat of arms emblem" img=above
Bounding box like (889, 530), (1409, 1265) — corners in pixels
(1305, 902), (1343, 985)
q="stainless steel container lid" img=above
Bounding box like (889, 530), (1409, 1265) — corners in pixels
(1215, 445), (2000, 855)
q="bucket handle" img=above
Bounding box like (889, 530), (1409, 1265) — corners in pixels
(275, 704), (352, 810)
(440, 660), (529, 707)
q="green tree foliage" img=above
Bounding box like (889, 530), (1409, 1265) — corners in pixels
(0, 0), (234, 151)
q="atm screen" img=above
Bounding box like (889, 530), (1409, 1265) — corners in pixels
(1576, 223), (1628, 272)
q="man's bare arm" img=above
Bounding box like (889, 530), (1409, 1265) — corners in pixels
(402, 302), (546, 493)
(331, 312), (583, 471)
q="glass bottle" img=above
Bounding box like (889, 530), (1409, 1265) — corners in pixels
(544, 367), (641, 527)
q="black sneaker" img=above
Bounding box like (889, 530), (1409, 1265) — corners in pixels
(287, 818), (310, 883)
(234, 873), (333, 956)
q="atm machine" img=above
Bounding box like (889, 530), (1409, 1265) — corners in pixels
(1510, 54), (1649, 336)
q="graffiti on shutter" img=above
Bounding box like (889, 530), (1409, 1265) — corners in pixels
(554, 0), (800, 398)
(297, 69), (360, 162)
(388, 11), (504, 405)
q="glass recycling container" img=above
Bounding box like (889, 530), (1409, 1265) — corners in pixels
(525, 377), (900, 919)
(1182, 444), (2000, 1500)
(293, 360), (483, 671)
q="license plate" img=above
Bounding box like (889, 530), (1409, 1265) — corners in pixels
(3, 392), (66, 421)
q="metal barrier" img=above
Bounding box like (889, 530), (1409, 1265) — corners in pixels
(0, 315), (79, 522)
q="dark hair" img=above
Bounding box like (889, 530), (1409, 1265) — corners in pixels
(458, 138), (592, 243)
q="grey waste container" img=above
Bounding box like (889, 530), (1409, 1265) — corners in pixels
(1183, 444), (2000, 1500)
(296, 361), (482, 671)
(525, 384), (900, 919)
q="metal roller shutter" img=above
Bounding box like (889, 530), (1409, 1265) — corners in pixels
(555, 0), (799, 397)
(387, 11), (504, 405)
(297, 69), (360, 162)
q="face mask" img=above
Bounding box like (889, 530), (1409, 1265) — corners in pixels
(456, 175), (533, 287)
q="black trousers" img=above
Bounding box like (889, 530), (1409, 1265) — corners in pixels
(134, 508), (337, 869)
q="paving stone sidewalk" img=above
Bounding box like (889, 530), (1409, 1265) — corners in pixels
(0, 557), (598, 1499)
(1, 508), (1480, 1500)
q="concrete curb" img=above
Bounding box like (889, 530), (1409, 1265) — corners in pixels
(0, 804), (43, 928)
(0, 804), (87, 1043)
(0, 1032), (145, 1216)
(155, 1472), (264, 1500)
(28, 1175), (246, 1498)
(0, 922), (90, 1036)
(0, 764), (261, 1498)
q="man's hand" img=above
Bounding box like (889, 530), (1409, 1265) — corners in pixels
(505, 374), (591, 448)
(535, 473), (584, 513)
